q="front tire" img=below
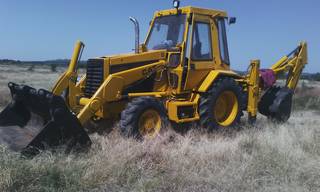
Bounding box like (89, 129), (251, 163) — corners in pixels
(199, 77), (243, 130)
(120, 97), (168, 139)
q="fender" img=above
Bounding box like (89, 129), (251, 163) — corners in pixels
(197, 70), (242, 92)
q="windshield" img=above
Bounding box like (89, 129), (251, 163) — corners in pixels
(146, 14), (186, 50)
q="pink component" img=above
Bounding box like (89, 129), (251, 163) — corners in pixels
(259, 69), (276, 89)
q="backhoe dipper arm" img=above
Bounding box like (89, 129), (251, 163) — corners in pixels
(271, 42), (308, 90)
(52, 41), (85, 95)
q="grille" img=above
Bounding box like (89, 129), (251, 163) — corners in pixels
(85, 59), (104, 97)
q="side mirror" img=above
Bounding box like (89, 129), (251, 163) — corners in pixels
(228, 17), (237, 25)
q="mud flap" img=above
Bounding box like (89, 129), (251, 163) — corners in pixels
(258, 86), (294, 122)
(0, 82), (91, 156)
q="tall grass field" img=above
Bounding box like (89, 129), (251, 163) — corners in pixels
(0, 64), (319, 192)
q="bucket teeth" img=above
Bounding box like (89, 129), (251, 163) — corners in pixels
(0, 82), (91, 156)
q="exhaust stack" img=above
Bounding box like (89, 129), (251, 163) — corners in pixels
(129, 17), (140, 54)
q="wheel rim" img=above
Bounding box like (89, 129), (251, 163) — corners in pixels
(138, 109), (161, 139)
(214, 91), (239, 126)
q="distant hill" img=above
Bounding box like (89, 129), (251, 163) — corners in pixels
(301, 72), (320, 81)
(0, 59), (319, 81)
(0, 59), (86, 68)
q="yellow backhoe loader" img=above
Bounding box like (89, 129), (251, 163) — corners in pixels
(0, 1), (307, 155)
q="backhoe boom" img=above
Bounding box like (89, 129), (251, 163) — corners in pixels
(271, 42), (308, 90)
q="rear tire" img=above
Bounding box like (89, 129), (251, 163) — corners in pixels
(120, 97), (168, 139)
(199, 77), (243, 130)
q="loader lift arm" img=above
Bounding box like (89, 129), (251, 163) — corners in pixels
(52, 41), (85, 96)
(76, 61), (167, 125)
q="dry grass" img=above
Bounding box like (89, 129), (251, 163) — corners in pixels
(0, 64), (319, 192)
(293, 81), (320, 111)
(1, 112), (320, 192)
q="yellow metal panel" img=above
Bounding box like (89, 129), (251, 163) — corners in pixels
(110, 50), (166, 65)
(155, 6), (227, 18)
(185, 70), (210, 90)
(128, 92), (167, 98)
(167, 94), (200, 123)
(79, 98), (90, 106)
(197, 70), (240, 92)
(103, 76), (125, 101)
(115, 61), (166, 84)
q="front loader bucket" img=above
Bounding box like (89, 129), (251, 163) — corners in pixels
(0, 82), (91, 156)
(258, 86), (294, 122)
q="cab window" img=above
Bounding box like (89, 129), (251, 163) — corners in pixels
(191, 22), (212, 61)
(217, 18), (230, 65)
(146, 15), (186, 50)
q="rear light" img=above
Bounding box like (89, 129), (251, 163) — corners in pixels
(168, 54), (181, 68)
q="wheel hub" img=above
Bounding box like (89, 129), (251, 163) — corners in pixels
(214, 90), (239, 126)
(138, 109), (161, 138)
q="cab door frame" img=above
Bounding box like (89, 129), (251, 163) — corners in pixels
(183, 14), (219, 91)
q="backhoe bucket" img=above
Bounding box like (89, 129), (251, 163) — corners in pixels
(258, 86), (294, 122)
(0, 82), (91, 156)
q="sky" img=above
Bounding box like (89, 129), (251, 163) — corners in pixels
(0, 0), (319, 72)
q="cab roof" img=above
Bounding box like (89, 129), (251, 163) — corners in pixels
(155, 6), (228, 18)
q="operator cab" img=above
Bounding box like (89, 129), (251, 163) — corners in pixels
(144, 6), (232, 92)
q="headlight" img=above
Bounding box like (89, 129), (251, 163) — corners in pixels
(168, 54), (181, 68)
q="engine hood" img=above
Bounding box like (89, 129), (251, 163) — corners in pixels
(105, 50), (167, 74)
